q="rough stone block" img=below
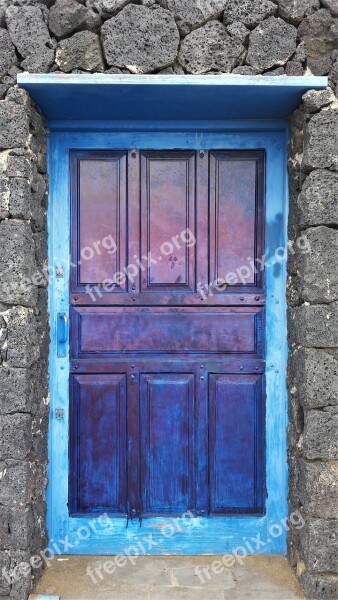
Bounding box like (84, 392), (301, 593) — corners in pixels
(0, 27), (17, 79)
(0, 460), (33, 506)
(102, 4), (179, 73)
(322, 0), (338, 16)
(49, 0), (101, 39)
(0, 367), (33, 414)
(0, 506), (33, 550)
(0, 551), (10, 596)
(0, 151), (33, 179)
(0, 175), (9, 218)
(0, 101), (29, 149)
(21, 47), (55, 74)
(303, 87), (335, 113)
(9, 553), (33, 600)
(298, 169), (338, 227)
(56, 31), (105, 73)
(285, 60), (304, 75)
(301, 519), (338, 572)
(223, 0), (277, 28)
(0, 220), (38, 307)
(246, 17), (297, 71)
(232, 65), (260, 75)
(299, 226), (338, 303)
(178, 20), (244, 74)
(8, 177), (32, 219)
(0, 414), (32, 459)
(303, 108), (338, 170)
(289, 303), (338, 347)
(6, 306), (40, 368)
(301, 572), (338, 600)
(289, 348), (338, 408)
(303, 407), (338, 459)
(165, 0), (225, 36)
(88, 0), (133, 19)
(278, 0), (320, 25)
(0, 0), (9, 27)
(298, 459), (338, 518)
(5, 5), (51, 58)
(298, 9), (337, 74)
(226, 21), (249, 43)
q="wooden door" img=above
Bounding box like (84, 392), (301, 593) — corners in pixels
(69, 149), (266, 519)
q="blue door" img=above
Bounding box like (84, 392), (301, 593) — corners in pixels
(48, 127), (288, 554)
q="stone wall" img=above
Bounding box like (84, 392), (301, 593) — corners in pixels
(288, 93), (338, 598)
(0, 1), (337, 599)
(0, 84), (49, 597)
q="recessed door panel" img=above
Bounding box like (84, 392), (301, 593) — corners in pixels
(140, 373), (195, 514)
(209, 374), (265, 514)
(209, 151), (264, 290)
(73, 306), (264, 357)
(69, 374), (127, 514)
(70, 152), (127, 292)
(140, 151), (196, 292)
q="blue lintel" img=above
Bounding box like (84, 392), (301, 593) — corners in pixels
(17, 73), (328, 122)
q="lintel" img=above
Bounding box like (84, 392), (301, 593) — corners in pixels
(17, 73), (327, 122)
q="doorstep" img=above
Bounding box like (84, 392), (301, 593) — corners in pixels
(31, 555), (304, 600)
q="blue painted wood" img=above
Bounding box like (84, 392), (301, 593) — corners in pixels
(18, 74), (327, 121)
(209, 374), (265, 514)
(48, 126), (288, 555)
(140, 373), (195, 515)
(69, 374), (127, 514)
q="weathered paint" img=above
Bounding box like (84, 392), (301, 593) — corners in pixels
(48, 124), (288, 554)
(69, 148), (266, 519)
(18, 73), (327, 121)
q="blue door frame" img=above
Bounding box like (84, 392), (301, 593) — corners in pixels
(47, 121), (289, 555)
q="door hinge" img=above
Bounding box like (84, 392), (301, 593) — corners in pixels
(55, 408), (64, 420)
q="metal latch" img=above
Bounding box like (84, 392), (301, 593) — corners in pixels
(57, 313), (69, 358)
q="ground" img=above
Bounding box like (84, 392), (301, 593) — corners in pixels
(32, 555), (303, 599)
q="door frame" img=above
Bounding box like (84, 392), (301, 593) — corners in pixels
(47, 121), (289, 554)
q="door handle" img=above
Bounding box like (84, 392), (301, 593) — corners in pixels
(57, 313), (68, 357)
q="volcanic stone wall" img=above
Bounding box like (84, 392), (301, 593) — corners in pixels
(0, 1), (337, 598)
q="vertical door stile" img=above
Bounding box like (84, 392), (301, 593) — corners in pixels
(126, 148), (141, 519)
(128, 148), (141, 299)
(127, 370), (141, 520)
(196, 150), (209, 300)
(195, 151), (209, 515)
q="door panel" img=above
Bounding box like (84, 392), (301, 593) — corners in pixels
(140, 151), (196, 292)
(209, 151), (265, 291)
(140, 373), (195, 515)
(70, 152), (128, 293)
(72, 306), (264, 357)
(209, 374), (265, 514)
(69, 148), (266, 520)
(69, 374), (127, 514)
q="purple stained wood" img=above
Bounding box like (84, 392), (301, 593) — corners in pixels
(73, 306), (264, 356)
(209, 374), (265, 514)
(141, 151), (196, 291)
(140, 373), (195, 514)
(69, 374), (127, 514)
(71, 152), (127, 291)
(69, 148), (266, 518)
(209, 151), (264, 287)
